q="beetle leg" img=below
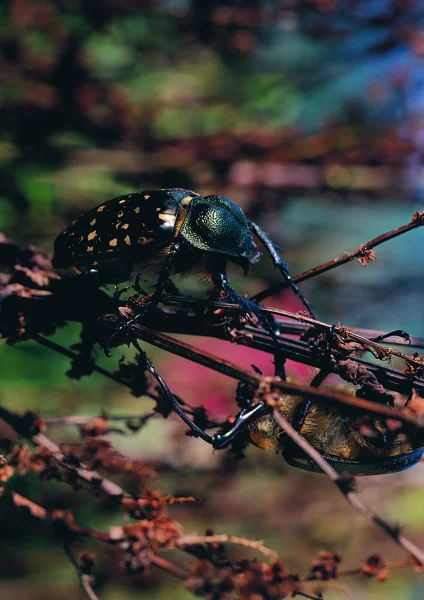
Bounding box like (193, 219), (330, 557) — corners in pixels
(164, 278), (181, 295)
(132, 274), (149, 296)
(150, 242), (180, 304)
(131, 339), (214, 444)
(113, 284), (131, 301)
(249, 220), (315, 318)
(213, 403), (268, 449)
(370, 329), (411, 344)
(213, 271), (281, 344)
(104, 243), (181, 355)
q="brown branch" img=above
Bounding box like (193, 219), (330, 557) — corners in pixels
(36, 315), (424, 400)
(173, 295), (424, 370)
(257, 307), (423, 369)
(339, 560), (412, 577)
(271, 409), (424, 565)
(177, 534), (278, 560)
(33, 333), (134, 388)
(0, 404), (131, 500)
(159, 294), (424, 349)
(294, 592), (324, 600)
(149, 554), (188, 580)
(63, 544), (100, 600)
(157, 294), (424, 373)
(32, 431), (129, 499)
(252, 209), (424, 303)
(130, 325), (424, 430)
(44, 413), (156, 427)
(0, 486), (47, 520)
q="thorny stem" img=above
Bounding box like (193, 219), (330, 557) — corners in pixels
(129, 324), (424, 430)
(271, 409), (424, 566)
(0, 405), (131, 501)
(32, 333), (131, 388)
(338, 560), (413, 577)
(159, 298), (424, 348)
(32, 430), (129, 499)
(35, 319), (424, 398)
(176, 534), (278, 560)
(251, 209), (424, 303)
(149, 555), (188, 580)
(161, 295), (424, 370)
(63, 544), (100, 600)
(294, 593), (323, 600)
(44, 413), (157, 427)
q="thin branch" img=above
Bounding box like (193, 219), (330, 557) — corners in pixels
(339, 560), (412, 577)
(32, 431), (129, 499)
(129, 325), (424, 430)
(157, 297), (424, 348)
(33, 334), (134, 388)
(37, 318), (424, 400)
(0, 404), (130, 500)
(297, 594), (323, 600)
(294, 592), (323, 600)
(0, 486), (47, 520)
(170, 296), (423, 370)
(251, 209), (424, 303)
(177, 534), (278, 560)
(158, 294), (424, 370)
(63, 544), (100, 600)
(149, 554), (188, 580)
(44, 412), (156, 427)
(0, 487), (111, 543)
(271, 409), (424, 565)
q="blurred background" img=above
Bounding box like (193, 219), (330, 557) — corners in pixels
(1, 1), (424, 598)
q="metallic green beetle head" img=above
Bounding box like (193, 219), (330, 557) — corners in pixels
(180, 195), (261, 269)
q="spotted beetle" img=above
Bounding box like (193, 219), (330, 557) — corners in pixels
(53, 188), (313, 320)
(53, 188), (313, 444)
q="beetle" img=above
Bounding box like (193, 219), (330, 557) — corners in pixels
(53, 188), (314, 445)
(53, 188), (313, 325)
(115, 351), (423, 475)
(206, 388), (424, 475)
(247, 396), (423, 475)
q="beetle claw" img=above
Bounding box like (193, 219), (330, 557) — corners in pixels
(113, 284), (131, 301)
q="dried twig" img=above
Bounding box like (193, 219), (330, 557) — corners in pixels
(251, 209), (424, 302)
(177, 534), (278, 560)
(0, 405), (129, 500)
(63, 544), (99, 600)
(44, 413), (156, 427)
(271, 409), (424, 565)
(160, 295), (423, 370)
(129, 325), (424, 430)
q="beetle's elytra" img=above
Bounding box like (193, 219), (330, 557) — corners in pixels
(53, 188), (261, 284)
(53, 188), (314, 321)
